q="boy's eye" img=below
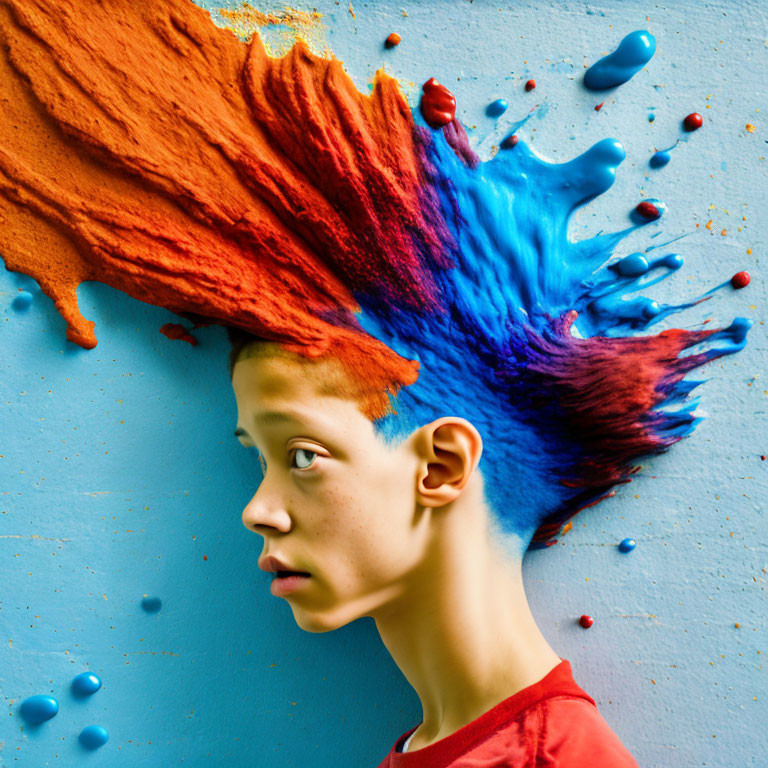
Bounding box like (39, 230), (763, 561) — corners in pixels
(291, 448), (317, 470)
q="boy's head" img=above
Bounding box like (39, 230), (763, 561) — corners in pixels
(230, 334), (499, 632)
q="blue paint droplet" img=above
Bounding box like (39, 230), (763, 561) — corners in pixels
(619, 537), (637, 553)
(11, 290), (33, 311)
(486, 98), (508, 117)
(660, 253), (684, 270)
(642, 299), (660, 318)
(20, 695), (59, 725)
(584, 31), (656, 90)
(71, 672), (102, 696)
(615, 253), (649, 277)
(79, 725), (109, 750)
(650, 150), (671, 168)
(141, 596), (162, 613)
(648, 112), (655, 122)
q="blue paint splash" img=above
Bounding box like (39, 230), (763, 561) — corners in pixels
(356, 110), (750, 549)
(585, 31), (656, 90)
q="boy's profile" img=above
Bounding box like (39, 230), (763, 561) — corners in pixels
(228, 334), (640, 765)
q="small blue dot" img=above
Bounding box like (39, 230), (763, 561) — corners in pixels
(11, 290), (34, 311)
(648, 112), (655, 122)
(20, 695), (58, 725)
(79, 724), (109, 750)
(619, 537), (637, 553)
(486, 98), (508, 117)
(71, 672), (102, 696)
(141, 596), (162, 613)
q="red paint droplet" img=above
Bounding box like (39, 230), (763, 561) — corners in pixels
(730, 270), (750, 289)
(683, 112), (703, 131)
(525, 79), (536, 92)
(385, 32), (401, 48)
(760, 455), (766, 461)
(500, 134), (519, 149)
(595, 102), (604, 111)
(419, 78), (457, 129)
(203, 555), (208, 561)
(635, 201), (660, 220)
(159, 322), (198, 346)
(579, 615), (594, 629)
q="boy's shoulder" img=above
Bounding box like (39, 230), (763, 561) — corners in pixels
(531, 694), (640, 767)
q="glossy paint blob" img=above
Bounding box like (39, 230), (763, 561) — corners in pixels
(584, 31), (656, 89)
(79, 725), (109, 750)
(71, 672), (102, 696)
(20, 695), (58, 725)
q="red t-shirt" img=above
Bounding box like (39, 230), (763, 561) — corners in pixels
(376, 659), (640, 767)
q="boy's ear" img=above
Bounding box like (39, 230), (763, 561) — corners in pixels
(413, 417), (483, 508)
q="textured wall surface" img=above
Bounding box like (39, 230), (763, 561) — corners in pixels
(1, 1), (766, 766)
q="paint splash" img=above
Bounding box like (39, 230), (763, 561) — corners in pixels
(0, 0), (750, 549)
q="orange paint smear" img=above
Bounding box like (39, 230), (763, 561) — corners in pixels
(0, 0), (450, 420)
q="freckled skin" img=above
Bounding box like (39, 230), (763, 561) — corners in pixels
(231, 342), (561, 750)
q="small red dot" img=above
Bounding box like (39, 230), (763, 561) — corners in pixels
(595, 102), (604, 111)
(385, 32), (401, 48)
(203, 555), (208, 561)
(525, 79), (536, 92)
(501, 134), (519, 149)
(579, 614), (594, 629)
(635, 201), (660, 219)
(730, 271), (750, 289)
(761, 455), (766, 461)
(683, 112), (703, 131)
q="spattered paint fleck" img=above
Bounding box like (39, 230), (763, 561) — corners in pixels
(683, 112), (703, 131)
(487, 98), (508, 117)
(650, 140), (679, 169)
(160, 323), (198, 346)
(501, 134), (519, 149)
(385, 32), (401, 48)
(635, 200), (662, 220)
(595, 101), (604, 111)
(584, 30), (656, 90)
(619, 537), (637, 553)
(11, 289), (33, 310)
(525, 79), (536, 91)
(580, 615), (594, 628)
(420, 77), (457, 128)
(20, 695), (58, 725)
(141, 596), (163, 613)
(79, 725), (109, 750)
(71, 672), (102, 696)
(731, 271), (750, 289)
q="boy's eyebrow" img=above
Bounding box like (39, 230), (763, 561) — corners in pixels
(234, 410), (305, 439)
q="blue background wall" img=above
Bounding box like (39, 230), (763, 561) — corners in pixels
(1, 1), (765, 765)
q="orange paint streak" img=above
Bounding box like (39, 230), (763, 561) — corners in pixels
(0, 0), (450, 421)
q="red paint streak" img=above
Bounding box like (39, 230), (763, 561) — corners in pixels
(500, 134), (519, 149)
(579, 615), (594, 629)
(159, 323), (198, 346)
(683, 112), (703, 131)
(420, 77), (457, 128)
(525, 79), (536, 92)
(385, 32), (401, 48)
(730, 271), (750, 289)
(635, 201), (660, 219)
(594, 102), (604, 111)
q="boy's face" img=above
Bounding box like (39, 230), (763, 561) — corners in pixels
(232, 346), (427, 632)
